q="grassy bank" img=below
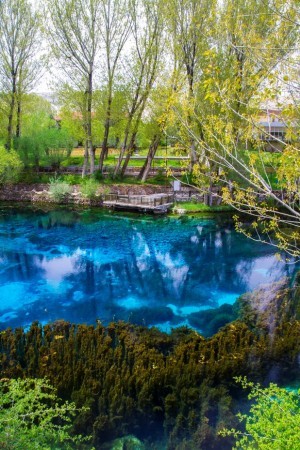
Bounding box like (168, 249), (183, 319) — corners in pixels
(172, 201), (233, 214)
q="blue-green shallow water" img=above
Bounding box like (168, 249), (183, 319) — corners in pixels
(0, 204), (297, 334)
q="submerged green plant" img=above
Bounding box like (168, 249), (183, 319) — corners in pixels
(0, 281), (299, 450)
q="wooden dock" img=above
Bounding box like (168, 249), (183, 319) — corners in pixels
(102, 193), (174, 214)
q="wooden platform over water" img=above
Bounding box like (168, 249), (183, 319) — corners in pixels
(103, 193), (174, 214)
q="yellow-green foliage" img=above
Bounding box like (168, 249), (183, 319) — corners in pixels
(0, 146), (23, 184)
(220, 377), (300, 450)
(0, 378), (91, 449)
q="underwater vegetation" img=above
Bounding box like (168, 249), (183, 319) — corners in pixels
(0, 275), (299, 449)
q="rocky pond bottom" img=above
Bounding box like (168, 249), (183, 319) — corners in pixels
(0, 204), (298, 336)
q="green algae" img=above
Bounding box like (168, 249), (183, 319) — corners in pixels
(0, 276), (299, 449)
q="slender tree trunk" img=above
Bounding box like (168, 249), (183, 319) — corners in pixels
(120, 98), (147, 176)
(7, 73), (17, 150)
(113, 67), (145, 178)
(16, 96), (22, 139)
(232, 43), (245, 144)
(16, 72), (23, 139)
(120, 132), (137, 177)
(82, 140), (89, 177)
(187, 76), (198, 169)
(138, 134), (160, 182)
(87, 72), (95, 175)
(113, 126), (130, 177)
(99, 84), (113, 173)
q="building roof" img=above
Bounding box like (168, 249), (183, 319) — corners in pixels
(259, 121), (286, 128)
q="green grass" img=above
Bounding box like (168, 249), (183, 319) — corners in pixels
(103, 155), (183, 169)
(60, 147), (185, 169)
(172, 201), (233, 213)
(60, 156), (84, 166)
(97, 174), (170, 186)
(232, 150), (281, 189)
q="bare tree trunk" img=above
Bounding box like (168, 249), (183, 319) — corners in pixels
(138, 134), (160, 182)
(120, 132), (137, 177)
(113, 126), (130, 177)
(99, 85), (113, 172)
(120, 98), (147, 176)
(113, 68), (146, 178)
(189, 140), (197, 167)
(16, 96), (22, 139)
(87, 72), (95, 175)
(187, 77), (198, 169)
(82, 140), (89, 177)
(7, 74), (16, 150)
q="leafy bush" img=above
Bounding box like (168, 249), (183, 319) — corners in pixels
(48, 177), (72, 202)
(220, 377), (300, 449)
(0, 378), (90, 449)
(93, 170), (104, 181)
(18, 169), (52, 184)
(0, 146), (23, 185)
(80, 178), (99, 199)
(62, 174), (82, 185)
(43, 128), (74, 168)
(15, 129), (74, 169)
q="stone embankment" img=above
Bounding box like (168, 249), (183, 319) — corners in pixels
(0, 183), (211, 206)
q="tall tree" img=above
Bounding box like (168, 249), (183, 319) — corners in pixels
(165, 0), (216, 167)
(113, 0), (164, 178)
(0, 0), (40, 149)
(175, 0), (300, 255)
(98, 0), (131, 172)
(45, 0), (101, 176)
(16, 57), (42, 139)
(138, 84), (171, 182)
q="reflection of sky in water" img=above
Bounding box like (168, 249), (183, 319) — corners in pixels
(0, 206), (298, 333)
(36, 253), (80, 285)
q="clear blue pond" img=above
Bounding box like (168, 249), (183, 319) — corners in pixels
(0, 205), (297, 335)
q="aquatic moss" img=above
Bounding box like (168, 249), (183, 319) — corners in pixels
(0, 280), (299, 449)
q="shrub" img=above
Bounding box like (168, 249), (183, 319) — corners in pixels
(0, 146), (23, 185)
(48, 177), (72, 202)
(62, 174), (82, 185)
(0, 378), (90, 449)
(15, 129), (74, 169)
(80, 178), (99, 199)
(219, 377), (300, 449)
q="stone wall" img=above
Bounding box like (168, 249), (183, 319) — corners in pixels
(0, 183), (174, 206)
(0, 183), (217, 206)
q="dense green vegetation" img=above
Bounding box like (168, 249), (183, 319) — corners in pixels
(220, 377), (300, 450)
(0, 378), (90, 449)
(0, 146), (23, 185)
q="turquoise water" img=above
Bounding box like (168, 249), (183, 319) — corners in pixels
(0, 205), (297, 335)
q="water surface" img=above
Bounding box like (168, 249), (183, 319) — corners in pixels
(0, 205), (296, 335)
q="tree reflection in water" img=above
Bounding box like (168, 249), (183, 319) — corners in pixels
(0, 205), (298, 334)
